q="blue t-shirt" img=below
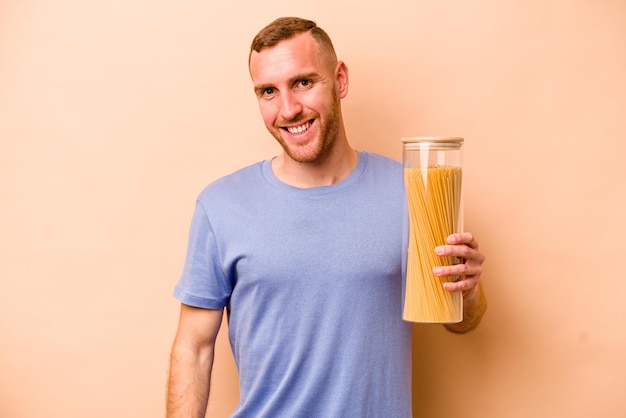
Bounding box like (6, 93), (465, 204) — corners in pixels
(174, 151), (413, 417)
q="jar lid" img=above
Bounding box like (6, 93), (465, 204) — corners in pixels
(401, 136), (464, 144)
(401, 136), (464, 150)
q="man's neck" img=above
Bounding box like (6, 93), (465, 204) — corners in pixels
(271, 144), (358, 189)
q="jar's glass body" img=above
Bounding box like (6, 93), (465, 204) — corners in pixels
(402, 137), (464, 323)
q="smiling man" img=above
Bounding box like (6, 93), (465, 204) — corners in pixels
(166, 17), (487, 418)
(250, 23), (355, 187)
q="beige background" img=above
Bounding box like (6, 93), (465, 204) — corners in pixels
(1, 1), (625, 417)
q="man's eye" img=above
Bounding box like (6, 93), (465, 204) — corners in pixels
(299, 80), (310, 87)
(263, 88), (274, 95)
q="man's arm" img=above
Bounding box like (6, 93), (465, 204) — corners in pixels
(431, 232), (488, 334)
(167, 304), (224, 418)
(445, 282), (487, 334)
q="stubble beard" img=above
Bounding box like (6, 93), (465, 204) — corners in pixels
(272, 97), (341, 165)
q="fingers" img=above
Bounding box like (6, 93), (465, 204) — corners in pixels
(432, 258), (477, 279)
(435, 233), (484, 264)
(442, 276), (478, 293)
(433, 232), (484, 298)
(435, 260), (481, 299)
(446, 232), (479, 249)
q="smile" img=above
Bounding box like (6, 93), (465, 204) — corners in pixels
(284, 120), (312, 135)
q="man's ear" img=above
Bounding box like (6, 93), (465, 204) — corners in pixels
(335, 61), (349, 99)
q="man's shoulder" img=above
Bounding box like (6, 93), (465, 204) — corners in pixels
(197, 160), (267, 202)
(362, 151), (400, 165)
(360, 151), (402, 175)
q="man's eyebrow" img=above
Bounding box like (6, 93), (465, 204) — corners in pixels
(253, 83), (274, 93)
(294, 72), (320, 81)
(254, 72), (322, 93)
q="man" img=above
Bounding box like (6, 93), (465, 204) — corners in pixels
(167, 17), (486, 417)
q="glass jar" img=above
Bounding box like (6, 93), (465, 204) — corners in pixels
(401, 137), (464, 323)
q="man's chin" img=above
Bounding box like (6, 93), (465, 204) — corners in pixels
(280, 146), (319, 164)
(285, 143), (335, 165)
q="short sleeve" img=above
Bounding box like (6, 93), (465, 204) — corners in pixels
(173, 200), (232, 309)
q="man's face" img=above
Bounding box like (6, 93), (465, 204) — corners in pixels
(249, 33), (345, 164)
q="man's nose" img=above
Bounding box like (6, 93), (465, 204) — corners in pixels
(280, 92), (303, 121)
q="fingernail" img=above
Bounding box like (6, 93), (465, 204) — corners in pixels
(433, 267), (443, 275)
(435, 246), (444, 255)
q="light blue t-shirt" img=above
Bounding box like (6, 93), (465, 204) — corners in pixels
(174, 151), (413, 417)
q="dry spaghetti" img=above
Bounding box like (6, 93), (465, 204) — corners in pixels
(404, 165), (463, 323)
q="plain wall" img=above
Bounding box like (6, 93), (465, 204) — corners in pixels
(1, 1), (625, 417)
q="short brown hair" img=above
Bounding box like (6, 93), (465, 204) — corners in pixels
(249, 17), (337, 63)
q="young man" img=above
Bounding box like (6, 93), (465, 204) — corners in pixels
(167, 17), (486, 418)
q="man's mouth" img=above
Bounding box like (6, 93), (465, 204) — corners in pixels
(283, 120), (313, 135)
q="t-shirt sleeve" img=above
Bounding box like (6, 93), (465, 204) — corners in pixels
(173, 200), (232, 309)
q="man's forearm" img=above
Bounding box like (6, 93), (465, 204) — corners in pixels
(445, 283), (487, 334)
(166, 345), (214, 418)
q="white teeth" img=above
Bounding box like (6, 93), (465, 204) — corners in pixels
(287, 121), (311, 134)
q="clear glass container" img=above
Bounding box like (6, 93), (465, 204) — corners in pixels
(402, 137), (464, 323)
